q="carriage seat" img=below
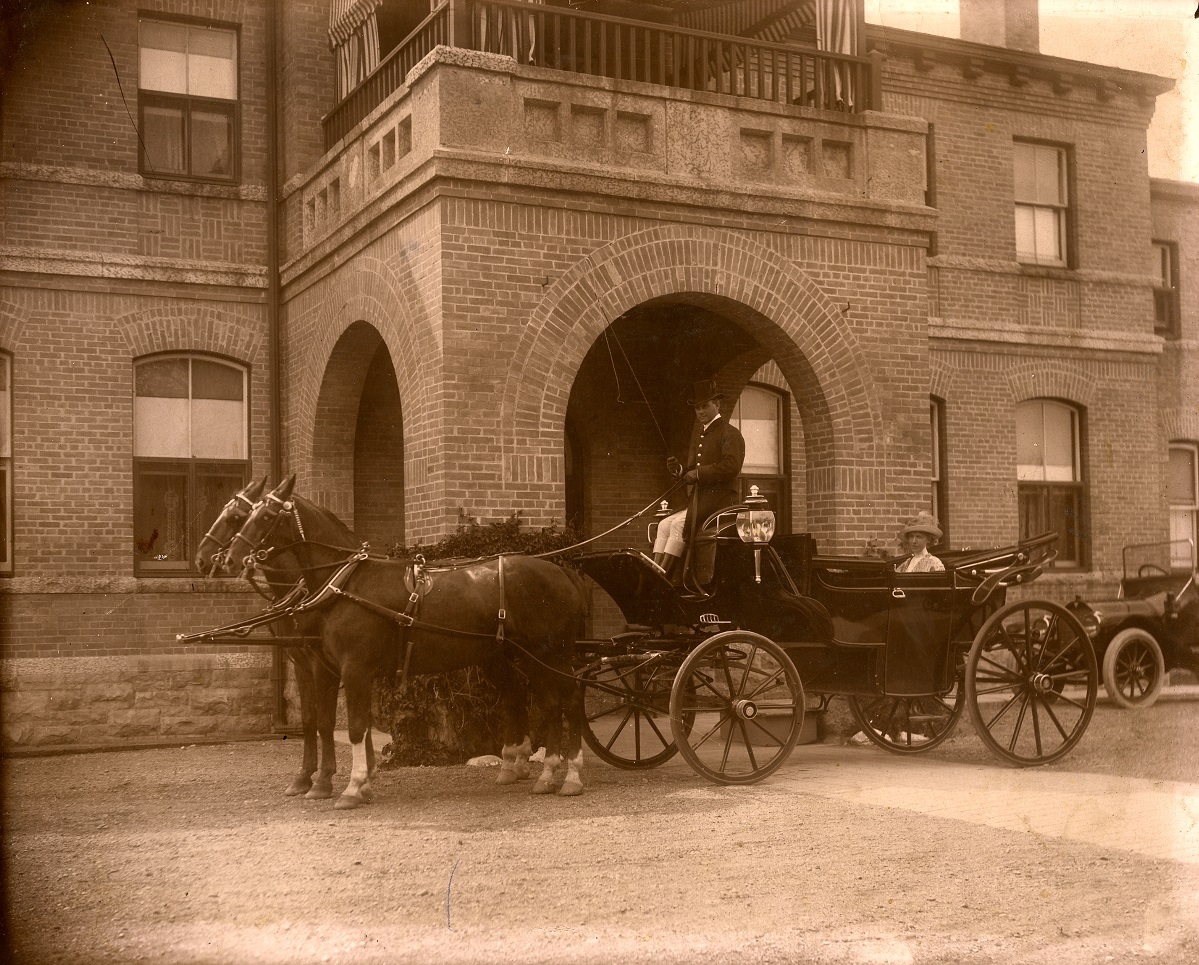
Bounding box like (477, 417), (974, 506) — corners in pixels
(685, 503), (750, 591)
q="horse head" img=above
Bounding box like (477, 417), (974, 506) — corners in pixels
(195, 476), (267, 576)
(228, 474), (296, 578)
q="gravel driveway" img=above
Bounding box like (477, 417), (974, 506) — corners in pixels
(3, 700), (1198, 965)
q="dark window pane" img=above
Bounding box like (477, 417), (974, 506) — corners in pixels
(143, 105), (186, 174)
(192, 359), (243, 400)
(1018, 485), (1048, 541)
(136, 358), (189, 399)
(195, 468), (246, 537)
(1049, 486), (1082, 563)
(0, 464), (8, 565)
(134, 467), (190, 568)
(191, 108), (233, 177)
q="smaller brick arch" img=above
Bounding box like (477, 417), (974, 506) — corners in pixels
(1161, 409), (1199, 446)
(0, 301), (25, 352)
(929, 357), (954, 401)
(114, 305), (263, 363)
(1004, 360), (1096, 407)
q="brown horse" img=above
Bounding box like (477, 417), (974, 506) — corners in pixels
(225, 475), (589, 808)
(194, 478), (349, 801)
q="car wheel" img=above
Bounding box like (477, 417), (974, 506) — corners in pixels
(1102, 628), (1166, 710)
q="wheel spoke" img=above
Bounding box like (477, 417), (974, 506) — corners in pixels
(1037, 696), (1073, 741)
(602, 706), (636, 752)
(983, 688), (1024, 729)
(1006, 691), (1032, 754)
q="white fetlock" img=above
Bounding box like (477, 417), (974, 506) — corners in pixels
(531, 754), (562, 794)
(557, 752), (584, 796)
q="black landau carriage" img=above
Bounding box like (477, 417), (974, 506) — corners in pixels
(573, 493), (1099, 785)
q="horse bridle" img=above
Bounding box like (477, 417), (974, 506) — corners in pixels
(227, 491), (300, 572)
(200, 490), (261, 571)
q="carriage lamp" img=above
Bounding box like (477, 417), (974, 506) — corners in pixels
(736, 486), (776, 584)
(648, 499), (672, 545)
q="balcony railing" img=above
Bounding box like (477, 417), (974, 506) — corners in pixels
(323, 0), (879, 150)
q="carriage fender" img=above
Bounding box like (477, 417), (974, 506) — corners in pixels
(774, 593), (835, 644)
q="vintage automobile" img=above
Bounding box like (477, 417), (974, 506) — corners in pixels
(1067, 539), (1199, 709)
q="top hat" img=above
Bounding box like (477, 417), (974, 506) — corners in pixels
(900, 510), (942, 541)
(686, 379), (723, 406)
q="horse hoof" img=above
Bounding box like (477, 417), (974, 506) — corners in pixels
(305, 785), (333, 801)
(558, 780), (584, 797)
(333, 794), (361, 810)
(357, 785), (374, 803)
(284, 778), (312, 797)
(531, 779), (558, 795)
(496, 768), (520, 785)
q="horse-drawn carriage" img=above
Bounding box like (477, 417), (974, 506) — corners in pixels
(182, 478), (1097, 805)
(574, 501), (1096, 784)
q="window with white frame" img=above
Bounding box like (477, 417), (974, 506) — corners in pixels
(1016, 400), (1086, 566)
(0, 353), (11, 575)
(1153, 241), (1180, 338)
(1168, 442), (1198, 569)
(139, 18), (239, 180)
(134, 355), (248, 573)
(1014, 141), (1069, 267)
(930, 397), (947, 541)
(730, 384), (789, 533)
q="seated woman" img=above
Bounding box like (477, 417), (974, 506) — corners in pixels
(895, 511), (945, 573)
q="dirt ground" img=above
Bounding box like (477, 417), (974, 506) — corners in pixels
(3, 700), (1199, 965)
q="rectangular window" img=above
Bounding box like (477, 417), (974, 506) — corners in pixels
(1014, 141), (1069, 267)
(139, 19), (239, 181)
(1168, 443), (1198, 569)
(1016, 400), (1085, 566)
(134, 356), (248, 574)
(1153, 241), (1180, 339)
(731, 384), (789, 534)
(0, 354), (11, 575)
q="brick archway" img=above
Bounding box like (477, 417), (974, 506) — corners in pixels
(289, 256), (434, 538)
(501, 224), (887, 545)
(114, 305), (264, 362)
(1005, 360), (1097, 407)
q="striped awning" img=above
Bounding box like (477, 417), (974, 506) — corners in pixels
(329, 0), (383, 47)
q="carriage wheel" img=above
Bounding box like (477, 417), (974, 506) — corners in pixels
(669, 631), (804, 785)
(580, 660), (692, 769)
(847, 688), (964, 755)
(965, 600), (1097, 766)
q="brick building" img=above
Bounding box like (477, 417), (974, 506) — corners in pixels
(1, 0), (1194, 747)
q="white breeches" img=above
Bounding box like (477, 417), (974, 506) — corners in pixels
(652, 509), (689, 558)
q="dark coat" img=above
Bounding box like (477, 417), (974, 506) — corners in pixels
(684, 415), (746, 526)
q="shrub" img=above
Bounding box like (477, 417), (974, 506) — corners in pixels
(375, 514), (582, 767)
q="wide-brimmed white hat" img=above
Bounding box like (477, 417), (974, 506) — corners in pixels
(900, 511), (942, 541)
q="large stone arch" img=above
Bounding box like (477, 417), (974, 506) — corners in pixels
(288, 255), (436, 535)
(501, 224), (888, 544)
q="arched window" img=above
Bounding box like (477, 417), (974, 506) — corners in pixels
(133, 355), (248, 573)
(730, 384), (789, 533)
(0, 352), (11, 575)
(1168, 442), (1198, 569)
(1016, 399), (1086, 566)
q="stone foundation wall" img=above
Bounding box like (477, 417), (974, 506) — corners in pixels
(1, 653), (276, 748)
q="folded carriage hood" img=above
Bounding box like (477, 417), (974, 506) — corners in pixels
(1073, 591), (1170, 623)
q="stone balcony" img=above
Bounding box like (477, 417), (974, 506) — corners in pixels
(283, 44), (930, 277)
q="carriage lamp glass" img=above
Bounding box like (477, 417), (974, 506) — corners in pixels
(736, 486), (775, 583)
(648, 499), (672, 545)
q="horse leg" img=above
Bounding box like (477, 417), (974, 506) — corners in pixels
(496, 662), (532, 785)
(284, 650), (317, 796)
(531, 680), (565, 795)
(334, 669), (374, 810)
(557, 679), (586, 797)
(306, 659), (339, 801)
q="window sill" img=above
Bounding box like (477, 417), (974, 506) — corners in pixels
(1016, 262), (1073, 278)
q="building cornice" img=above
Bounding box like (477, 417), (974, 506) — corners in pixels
(868, 24), (1175, 103)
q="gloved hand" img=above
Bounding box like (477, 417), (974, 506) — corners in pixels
(683, 469), (699, 483)
(666, 456), (682, 478)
